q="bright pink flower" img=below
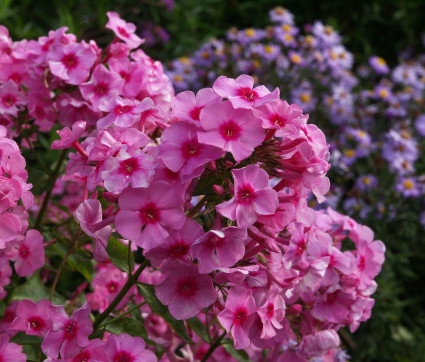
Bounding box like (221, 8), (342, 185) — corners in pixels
(9, 299), (52, 337)
(80, 64), (124, 109)
(115, 182), (186, 250)
(75, 199), (112, 261)
(216, 165), (279, 227)
(0, 80), (26, 117)
(0, 333), (26, 362)
(11, 229), (44, 277)
(199, 100), (265, 161)
(68, 339), (106, 362)
(218, 286), (257, 349)
(146, 219), (204, 267)
(171, 88), (221, 124)
(311, 289), (355, 324)
(256, 289), (285, 339)
(108, 57), (145, 98)
(101, 150), (156, 193)
(106, 12), (145, 49)
(51, 121), (86, 150)
(212, 74), (279, 109)
(159, 121), (223, 181)
(48, 42), (97, 85)
(355, 239), (385, 290)
(156, 260), (217, 320)
(190, 227), (247, 274)
(97, 96), (154, 129)
(105, 334), (156, 362)
(0, 258), (12, 300)
(0, 213), (21, 249)
(41, 303), (93, 359)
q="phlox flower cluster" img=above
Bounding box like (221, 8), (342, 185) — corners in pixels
(0, 10), (385, 362)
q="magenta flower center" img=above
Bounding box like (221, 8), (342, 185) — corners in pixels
(219, 120), (242, 141)
(140, 202), (160, 224)
(169, 241), (189, 258)
(2, 94), (16, 107)
(207, 235), (224, 249)
(95, 83), (109, 95)
(270, 114), (286, 127)
(29, 316), (45, 331)
(64, 320), (77, 339)
(177, 277), (197, 297)
(73, 350), (91, 362)
(115, 104), (133, 115)
(181, 139), (200, 158)
(189, 106), (202, 121)
(120, 157), (138, 175)
(234, 307), (247, 325)
(117, 27), (130, 38)
(296, 239), (306, 256)
(237, 184), (255, 204)
(18, 245), (30, 259)
(62, 53), (78, 69)
(237, 87), (258, 101)
(358, 255), (366, 271)
(107, 280), (119, 293)
(35, 106), (45, 119)
(119, 71), (129, 80)
(266, 303), (275, 319)
(9, 73), (22, 84)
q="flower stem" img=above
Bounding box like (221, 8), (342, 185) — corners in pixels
(98, 301), (147, 328)
(201, 330), (226, 362)
(92, 259), (149, 331)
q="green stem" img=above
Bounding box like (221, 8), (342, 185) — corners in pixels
(92, 260), (149, 330)
(98, 301), (147, 328)
(201, 331), (226, 362)
(25, 137), (51, 176)
(34, 149), (67, 230)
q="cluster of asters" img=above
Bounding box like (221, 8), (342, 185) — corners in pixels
(166, 6), (425, 226)
(0, 10), (385, 362)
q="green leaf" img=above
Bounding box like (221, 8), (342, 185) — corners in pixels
(10, 332), (43, 345)
(52, 243), (94, 282)
(222, 338), (250, 362)
(107, 237), (134, 273)
(12, 275), (65, 305)
(137, 285), (193, 344)
(105, 317), (155, 345)
(187, 317), (210, 343)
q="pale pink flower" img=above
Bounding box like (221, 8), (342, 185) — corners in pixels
(11, 229), (44, 277)
(299, 329), (340, 358)
(216, 165), (279, 227)
(66, 339), (106, 362)
(212, 74), (279, 109)
(9, 299), (52, 337)
(0, 80), (26, 117)
(156, 260), (217, 320)
(218, 286), (257, 349)
(0, 213), (21, 249)
(199, 100), (264, 161)
(105, 334), (156, 362)
(106, 12), (145, 49)
(51, 121), (86, 150)
(115, 182), (186, 250)
(256, 289), (285, 339)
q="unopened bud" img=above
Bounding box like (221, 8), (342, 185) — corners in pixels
(207, 160), (217, 172)
(102, 192), (119, 203)
(289, 304), (302, 315)
(224, 161), (233, 169)
(212, 185), (225, 195)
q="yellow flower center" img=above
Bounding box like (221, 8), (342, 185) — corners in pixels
(300, 93), (310, 103)
(403, 180), (414, 190)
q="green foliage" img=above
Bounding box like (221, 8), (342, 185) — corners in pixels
(106, 237), (135, 274)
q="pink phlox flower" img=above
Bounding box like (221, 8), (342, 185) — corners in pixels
(86, 130), (122, 162)
(348, 297), (375, 332)
(282, 223), (309, 269)
(256, 289), (285, 339)
(75, 199), (112, 261)
(0, 212), (22, 249)
(156, 260), (218, 320)
(9, 299), (52, 337)
(199, 100), (265, 161)
(109, 126), (150, 153)
(65, 338), (106, 362)
(11, 229), (44, 277)
(42, 303), (92, 359)
(0, 60), (28, 85)
(159, 121), (223, 181)
(213, 75), (279, 109)
(97, 96), (154, 129)
(355, 239), (385, 290)
(216, 165), (279, 228)
(299, 329), (340, 358)
(48, 42), (97, 85)
(115, 182), (186, 250)
(80, 64), (124, 109)
(105, 333), (156, 362)
(56, 92), (101, 128)
(311, 288), (356, 324)
(146, 219), (204, 267)
(0, 333), (26, 362)
(218, 286), (257, 349)
(27, 93), (57, 132)
(0, 80), (26, 117)
(108, 57), (146, 98)
(51, 121), (86, 150)
(101, 150), (156, 193)
(106, 12), (145, 49)
(191, 227), (247, 274)
(0, 258), (12, 300)
(171, 88), (221, 125)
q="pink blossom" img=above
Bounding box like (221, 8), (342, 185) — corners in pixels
(190, 227), (247, 274)
(80, 64), (124, 109)
(51, 121), (86, 150)
(48, 42), (97, 85)
(9, 299), (52, 337)
(97, 96), (154, 129)
(106, 12), (145, 49)
(216, 165), (279, 227)
(0, 213), (21, 249)
(171, 88), (221, 124)
(0, 80), (26, 117)
(108, 57), (145, 98)
(103, 334), (156, 362)
(0, 333), (26, 362)
(0, 258), (12, 300)
(11, 229), (44, 277)
(256, 290), (285, 339)
(212, 74), (279, 109)
(159, 121), (223, 181)
(299, 329), (340, 358)
(41, 303), (93, 359)
(115, 182), (186, 250)
(156, 260), (217, 320)
(199, 100), (265, 161)
(218, 286), (257, 349)
(66, 339), (106, 362)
